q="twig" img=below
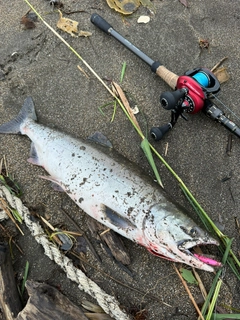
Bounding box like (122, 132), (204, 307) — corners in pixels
(77, 65), (90, 78)
(112, 81), (143, 134)
(192, 268), (207, 299)
(164, 142), (169, 156)
(99, 228), (111, 236)
(173, 264), (204, 320)
(211, 57), (228, 72)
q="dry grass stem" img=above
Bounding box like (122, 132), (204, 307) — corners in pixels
(100, 228), (111, 236)
(174, 265), (204, 320)
(211, 57), (228, 72)
(77, 65), (90, 78)
(112, 82), (143, 134)
(0, 198), (24, 235)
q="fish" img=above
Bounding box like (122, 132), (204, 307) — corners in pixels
(0, 97), (221, 271)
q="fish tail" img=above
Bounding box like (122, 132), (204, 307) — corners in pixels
(0, 97), (37, 134)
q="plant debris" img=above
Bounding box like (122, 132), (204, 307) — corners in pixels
(57, 11), (92, 37)
(199, 38), (210, 50)
(20, 10), (38, 29)
(180, 268), (198, 285)
(213, 66), (230, 84)
(137, 16), (150, 24)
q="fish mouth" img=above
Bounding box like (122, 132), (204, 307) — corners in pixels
(148, 238), (222, 269)
(177, 238), (222, 268)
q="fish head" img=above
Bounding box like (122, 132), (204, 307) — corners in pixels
(142, 204), (220, 272)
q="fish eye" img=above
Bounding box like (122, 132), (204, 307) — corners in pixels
(180, 226), (198, 237)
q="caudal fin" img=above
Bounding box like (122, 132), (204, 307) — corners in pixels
(0, 97), (37, 134)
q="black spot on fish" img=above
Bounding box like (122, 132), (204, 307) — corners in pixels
(72, 153), (75, 157)
(79, 178), (87, 186)
(80, 146), (86, 150)
(79, 197), (84, 203)
(71, 174), (77, 180)
(127, 207), (134, 214)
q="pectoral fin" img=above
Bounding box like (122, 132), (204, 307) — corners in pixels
(100, 204), (136, 230)
(27, 142), (42, 166)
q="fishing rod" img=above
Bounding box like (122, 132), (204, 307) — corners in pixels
(91, 13), (240, 141)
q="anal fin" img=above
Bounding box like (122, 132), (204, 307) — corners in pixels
(39, 175), (65, 192)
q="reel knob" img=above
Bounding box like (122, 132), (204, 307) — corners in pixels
(160, 88), (187, 110)
(150, 123), (172, 141)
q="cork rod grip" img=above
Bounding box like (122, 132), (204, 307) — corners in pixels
(155, 65), (179, 89)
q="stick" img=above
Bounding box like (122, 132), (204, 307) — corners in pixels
(173, 265), (204, 320)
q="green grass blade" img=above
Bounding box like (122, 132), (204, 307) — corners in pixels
(120, 62), (127, 83)
(180, 183), (240, 280)
(21, 261), (29, 296)
(141, 138), (163, 188)
(11, 208), (23, 224)
(210, 314), (240, 319)
(206, 279), (222, 320)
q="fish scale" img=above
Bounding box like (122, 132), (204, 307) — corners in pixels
(0, 97), (221, 271)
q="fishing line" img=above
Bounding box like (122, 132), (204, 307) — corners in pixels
(212, 93), (240, 123)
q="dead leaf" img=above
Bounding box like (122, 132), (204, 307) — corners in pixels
(57, 11), (92, 38)
(106, 0), (140, 15)
(79, 30), (92, 37)
(179, 0), (189, 7)
(199, 38), (210, 49)
(57, 11), (79, 37)
(213, 67), (230, 84)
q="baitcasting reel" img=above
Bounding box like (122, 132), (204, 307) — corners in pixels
(150, 68), (240, 140)
(91, 14), (240, 141)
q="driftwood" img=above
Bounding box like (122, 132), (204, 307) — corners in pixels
(0, 243), (22, 320)
(17, 280), (89, 320)
(86, 217), (130, 265)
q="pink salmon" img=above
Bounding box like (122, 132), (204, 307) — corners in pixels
(0, 97), (220, 271)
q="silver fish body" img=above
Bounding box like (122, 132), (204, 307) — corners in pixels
(0, 97), (219, 271)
